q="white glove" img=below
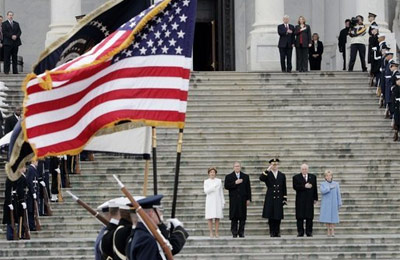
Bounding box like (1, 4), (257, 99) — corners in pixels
(40, 181), (46, 187)
(8, 204), (14, 210)
(33, 193), (37, 200)
(372, 47), (377, 51)
(21, 202), (27, 209)
(168, 218), (183, 228)
(55, 168), (61, 174)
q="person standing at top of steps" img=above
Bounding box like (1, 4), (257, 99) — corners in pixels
(292, 164), (318, 237)
(259, 158), (287, 237)
(224, 162), (252, 238)
(2, 11), (21, 75)
(348, 15), (368, 72)
(277, 15), (295, 73)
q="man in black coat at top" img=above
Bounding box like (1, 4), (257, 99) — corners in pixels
(338, 19), (351, 71)
(224, 161), (252, 238)
(260, 158), (287, 237)
(292, 163), (318, 237)
(2, 11), (21, 75)
(277, 15), (295, 73)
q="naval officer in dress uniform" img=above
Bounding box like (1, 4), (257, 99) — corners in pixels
(260, 158), (287, 237)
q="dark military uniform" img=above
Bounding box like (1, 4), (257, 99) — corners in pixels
(26, 164), (39, 231)
(113, 218), (132, 260)
(260, 168), (287, 237)
(224, 171), (252, 237)
(391, 69), (400, 139)
(368, 20), (378, 64)
(2, 175), (28, 240)
(293, 173), (318, 236)
(101, 219), (119, 260)
(127, 195), (188, 260)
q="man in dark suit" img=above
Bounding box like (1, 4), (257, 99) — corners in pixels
(2, 11), (22, 75)
(260, 158), (287, 237)
(293, 163), (318, 237)
(338, 19), (351, 71)
(277, 15), (295, 73)
(224, 162), (252, 238)
(4, 107), (21, 135)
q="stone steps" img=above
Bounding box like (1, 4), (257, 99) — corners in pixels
(1, 71), (400, 259)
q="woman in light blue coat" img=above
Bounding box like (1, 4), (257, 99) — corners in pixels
(319, 170), (342, 237)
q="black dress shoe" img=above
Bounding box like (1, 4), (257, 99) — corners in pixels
(306, 234), (313, 237)
(233, 235), (237, 238)
(239, 235), (244, 238)
(297, 234), (304, 237)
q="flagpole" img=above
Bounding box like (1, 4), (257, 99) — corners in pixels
(143, 159), (150, 196)
(171, 128), (183, 218)
(152, 127), (158, 195)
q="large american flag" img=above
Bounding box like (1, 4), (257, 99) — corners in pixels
(23, 0), (196, 158)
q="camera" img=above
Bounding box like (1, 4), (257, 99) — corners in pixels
(350, 17), (358, 27)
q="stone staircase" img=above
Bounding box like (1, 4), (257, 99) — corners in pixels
(0, 71), (400, 259)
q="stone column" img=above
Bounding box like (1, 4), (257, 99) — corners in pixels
(247, 0), (284, 71)
(45, 0), (81, 47)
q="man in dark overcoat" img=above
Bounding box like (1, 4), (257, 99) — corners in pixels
(2, 11), (21, 74)
(259, 158), (287, 237)
(224, 161), (252, 238)
(293, 163), (318, 237)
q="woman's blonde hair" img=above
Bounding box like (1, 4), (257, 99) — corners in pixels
(324, 170), (332, 177)
(298, 16), (306, 25)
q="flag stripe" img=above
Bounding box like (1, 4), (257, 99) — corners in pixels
(26, 75), (189, 113)
(34, 109), (184, 157)
(28, 99), (187, 148)
(26, 86), (188, 119)
(26, 55), (192, 95)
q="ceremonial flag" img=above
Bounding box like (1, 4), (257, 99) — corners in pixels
(6, 0), (151, 177)
(23, 0), (196, 158)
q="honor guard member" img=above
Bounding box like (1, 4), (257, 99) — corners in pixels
(389, 61), (400, 140)
(384, 52), (395, 118)
(260, 158), (287, 237)
(26, 160), (39, 231)
(372, 34), (386, 90)
(293, 164), (318, 237)
(367, 12), (379, 65)
(95, 199), (114, 260)
(113, 197), (143, 260)
(100, 200), (121, 260)
(127, 195), (189, 260)
(3, 167), (28, 240)
(392, 69), (400, 141)
(379, 46), (391, 107)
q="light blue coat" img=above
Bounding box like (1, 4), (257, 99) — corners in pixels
(319, 181), (342, 224)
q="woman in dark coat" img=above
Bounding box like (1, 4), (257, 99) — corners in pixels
(294, 16), (312, 72)
(309, 33), (324, 70)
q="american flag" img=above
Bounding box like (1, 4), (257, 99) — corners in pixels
(23, 0), (197, 158)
